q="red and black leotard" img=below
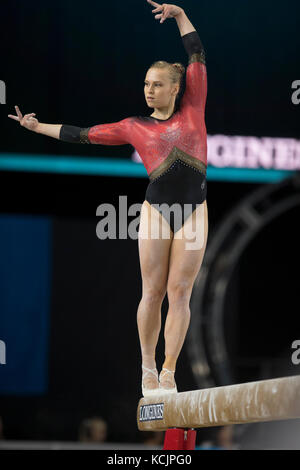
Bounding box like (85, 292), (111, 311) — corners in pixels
(60, 31), (207, 233)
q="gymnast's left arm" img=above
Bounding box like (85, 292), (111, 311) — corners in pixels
(59, 117), (133, 145)
(147, 2), (207, 111)
(175, 9), (207, 111)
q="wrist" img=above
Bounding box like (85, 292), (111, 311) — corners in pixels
(175, 8), (185, 18)
(34, 123), (41, 133)
(175, 9), (187, 26)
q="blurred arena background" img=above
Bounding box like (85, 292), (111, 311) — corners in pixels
(0, 0), (299, 450)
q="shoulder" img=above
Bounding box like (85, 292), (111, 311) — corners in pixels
(131, 115), (154, 123)
(121, 116), (144, 125)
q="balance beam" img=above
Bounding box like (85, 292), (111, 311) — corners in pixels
(137, 375), (300, 431)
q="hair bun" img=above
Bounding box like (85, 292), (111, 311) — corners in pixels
(172, 63), (185, 74)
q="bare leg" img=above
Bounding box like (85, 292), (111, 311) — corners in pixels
(137, 294), (163, 370)
(161, 201), (208, 388)
(137, 200), (173, 390)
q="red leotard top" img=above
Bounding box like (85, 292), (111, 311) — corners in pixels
(87, 31), (207, 179)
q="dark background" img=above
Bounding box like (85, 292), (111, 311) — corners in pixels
(1, 0), (300, 151)
(0, 0), (300, 449)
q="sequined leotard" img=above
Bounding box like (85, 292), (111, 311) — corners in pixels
(59, 30), (207, 233)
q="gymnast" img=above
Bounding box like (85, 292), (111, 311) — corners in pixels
(8, 0), (209, 397)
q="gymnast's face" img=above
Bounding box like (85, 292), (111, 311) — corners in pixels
(144, 68), (179, 109)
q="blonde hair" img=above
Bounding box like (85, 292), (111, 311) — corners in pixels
(148, 60), (185, 105)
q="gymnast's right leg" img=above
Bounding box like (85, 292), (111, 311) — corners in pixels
(137, 200), (173, 396)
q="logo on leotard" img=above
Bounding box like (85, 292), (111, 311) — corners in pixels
(139, 403), (164, 422)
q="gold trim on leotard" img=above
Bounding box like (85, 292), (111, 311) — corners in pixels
(149, 146), (207, 182)
(189, 52), (206, 65)
(79, 128), (91, 144)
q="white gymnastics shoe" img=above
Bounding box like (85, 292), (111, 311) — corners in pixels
(158, 368), (178, 394)
(142, 365), (160, 397)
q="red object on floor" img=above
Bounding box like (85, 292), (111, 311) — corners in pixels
(163, 428), (197, 450)
(184, 429), (197, 450)
(163, 428), (184, 450)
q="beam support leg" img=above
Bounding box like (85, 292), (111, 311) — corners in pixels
(184, 429), (197, 450)
(163, 428), (197, 450)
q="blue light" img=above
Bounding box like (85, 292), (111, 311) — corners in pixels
(0, 153), (295, 183)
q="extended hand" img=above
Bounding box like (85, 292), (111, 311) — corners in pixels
(147, 0), (183, 23)
(8, 105), (39, 131)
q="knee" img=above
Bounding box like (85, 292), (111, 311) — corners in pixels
(167, 280), (192, 305)
(142, 286), (166, 305)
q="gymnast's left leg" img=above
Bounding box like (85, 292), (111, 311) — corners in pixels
(160, 200), (209, 390)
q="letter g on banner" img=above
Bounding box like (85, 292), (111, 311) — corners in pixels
(0, 80), (6, 104)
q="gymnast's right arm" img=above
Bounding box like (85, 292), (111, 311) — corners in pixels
(8, 105), (133, 145)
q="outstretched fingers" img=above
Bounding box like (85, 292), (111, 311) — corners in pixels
(160, 7), (169, 23)
(152, 6), (163, 13)
(147, 0), (164, 16)
(8, 114), (19, 121)
(8, 106), (36, 123)
(8, 105), (22, 121)
(15, 105), (23, 119)
(147, 0), (169, 24)
(149, 2), (163, 16)
(147, 0), (162, 7)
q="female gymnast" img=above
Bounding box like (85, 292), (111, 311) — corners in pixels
(8, 1), (208, 397)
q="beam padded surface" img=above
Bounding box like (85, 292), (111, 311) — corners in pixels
(137, 375), (300, 431)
